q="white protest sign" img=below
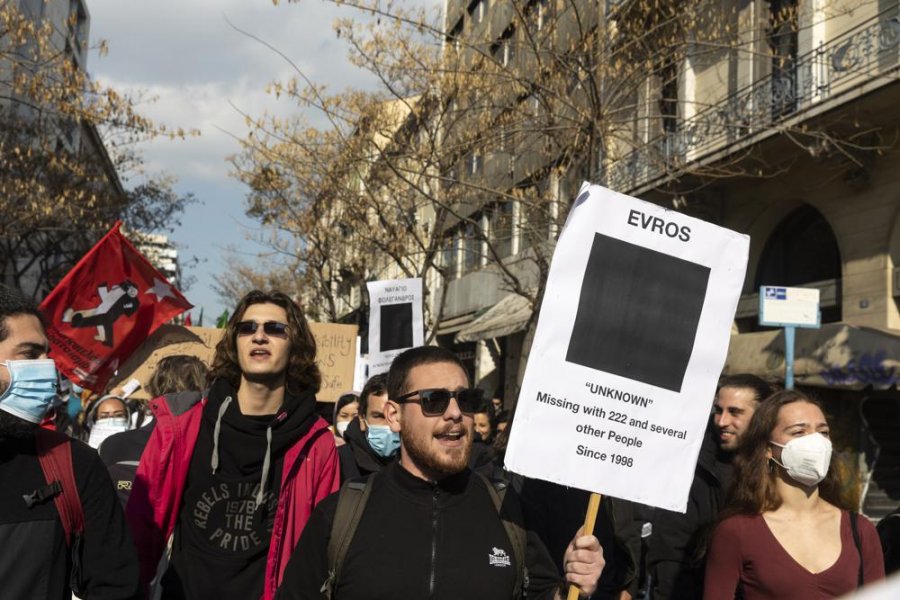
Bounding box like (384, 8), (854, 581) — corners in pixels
(505, 183), (749, 512)
(367, 278), (424, 375)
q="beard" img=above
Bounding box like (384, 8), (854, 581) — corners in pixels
(0, 410), (39, 440)
(401, 423), (472, 479)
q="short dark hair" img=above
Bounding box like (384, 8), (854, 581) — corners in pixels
(0, 284), (45, 343)
(716, 374), (772, 404)
(387, 346), (467, 400)
(208, 290), (321, 394)
(147, 355), (209, 398)
(359, 373), (388, 418)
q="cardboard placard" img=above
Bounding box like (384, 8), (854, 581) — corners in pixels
(107, 323), (357, 402)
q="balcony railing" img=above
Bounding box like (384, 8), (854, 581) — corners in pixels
(604, 7), (900, 193)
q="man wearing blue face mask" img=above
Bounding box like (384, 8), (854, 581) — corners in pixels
(0, 284), (140, 599)
(338, 373), (399, 482)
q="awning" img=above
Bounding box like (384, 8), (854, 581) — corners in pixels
(435, 312), (476, 336)
(455, 294), (533, 343)
(723, 322), (900, 390)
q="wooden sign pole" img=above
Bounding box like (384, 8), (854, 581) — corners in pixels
(566, 492), (603, 600)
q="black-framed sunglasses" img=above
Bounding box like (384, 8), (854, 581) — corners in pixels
(396, 388), (484, 416)
(236, 320), (289, 338)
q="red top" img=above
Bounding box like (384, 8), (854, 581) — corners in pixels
(704, 511), (885, 599)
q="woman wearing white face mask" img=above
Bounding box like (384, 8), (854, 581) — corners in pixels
(704, 390), (884, 599)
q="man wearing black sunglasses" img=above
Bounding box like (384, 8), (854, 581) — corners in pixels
(127, 290), (340, 600)
(276, 345), (605, 600)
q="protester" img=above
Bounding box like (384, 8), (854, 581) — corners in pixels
(126, 290), (340, 600)
(704, 390), (884, 598)
(0, 284), (139, 598)
(275, 345), (605, 599)
(491, 389), (504, 417)
(85, 394), (132, 449)
(648, 373), (772, 599)
(332, 392), (359, 440)
(100, 354), (208, 507)
(337, 373), (398, 482)
(495, 408), (511, 433)
(474, 404), (494, 444)
(877, 505), (900, 575)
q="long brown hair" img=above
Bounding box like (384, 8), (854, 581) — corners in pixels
(208, 290), (321, 395)
(723, 389), (854, 518)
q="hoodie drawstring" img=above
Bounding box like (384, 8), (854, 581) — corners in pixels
(210, 396), (232, 473)
(257, 425), (273, 509)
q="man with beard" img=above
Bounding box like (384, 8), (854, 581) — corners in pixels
(647, 373), (772, 600)
(275, 345), (605, 599)
(0, 284), (139, 599)
(126, 290), (340, 600)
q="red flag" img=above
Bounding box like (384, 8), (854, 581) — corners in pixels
(39, 221), (192, 390)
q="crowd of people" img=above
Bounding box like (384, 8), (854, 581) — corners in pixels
(0, 282), (896, 599)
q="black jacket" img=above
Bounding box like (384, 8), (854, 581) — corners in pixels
(0, 432), (140, 599)
(99, 421), (155, 507)
(276, 462), (564, 600)
(647, 418), (732, 600)
(519, 478), (637, 599)
(337, 419), (395, 482)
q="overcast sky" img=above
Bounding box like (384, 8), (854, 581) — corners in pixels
(86, 0), (401, 322)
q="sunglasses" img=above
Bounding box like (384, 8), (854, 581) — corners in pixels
(236, 320), (289, 338)
(396, 388), (484, 416)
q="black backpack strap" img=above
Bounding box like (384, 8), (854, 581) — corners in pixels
(850, 511), (863, 588)
(475, 472), (528, 600)
(321, 473), (376, 599)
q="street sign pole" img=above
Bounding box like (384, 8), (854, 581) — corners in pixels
(759, 286), (820, 389)
(784, 325), (796, 390)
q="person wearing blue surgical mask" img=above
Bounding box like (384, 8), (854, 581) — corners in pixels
(0, 283), (139, 598)
(337, 373), (400, 482)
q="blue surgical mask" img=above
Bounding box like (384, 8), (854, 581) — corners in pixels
(366, 424), (400, 458)
(0, 359), (59, 423)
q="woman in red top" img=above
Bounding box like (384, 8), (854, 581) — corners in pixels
(704, 390), (884, 599)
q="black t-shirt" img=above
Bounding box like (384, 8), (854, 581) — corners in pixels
(163, 380), (317, 600)
(163, 411), (282, 600)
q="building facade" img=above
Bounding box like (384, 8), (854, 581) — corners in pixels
(438, 0), (900, 515)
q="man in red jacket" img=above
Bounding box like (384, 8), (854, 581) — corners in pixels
(126, 290), (340, 600)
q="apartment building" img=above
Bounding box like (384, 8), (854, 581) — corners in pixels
(439, 0), (900, 514)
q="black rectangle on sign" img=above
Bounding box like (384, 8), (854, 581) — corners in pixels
(380, 303), (414, 352)
(565, 233), (710, 392)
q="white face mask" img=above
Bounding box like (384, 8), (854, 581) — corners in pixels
(336, 421), (350, 437)
(88, 417), (130, 449)
(770, 432), (833, 487)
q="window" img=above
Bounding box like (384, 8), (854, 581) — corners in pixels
(528, 0), (554, 31)
(491, 25), (516, 67)
(442, 234), (459, 279)
(469, 0), (490, 24)
(469, 153), (484, 176)
(659, 60), (678, 135)
(491, 202), (515, 258)
(755, 205), (841, 323)
(462, 221), (480, 272)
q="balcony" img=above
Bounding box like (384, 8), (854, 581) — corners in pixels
(604, 7), (900, 194)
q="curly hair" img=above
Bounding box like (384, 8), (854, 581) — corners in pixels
(207, 290), (321, 394)
(722, 389), (855, 518)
